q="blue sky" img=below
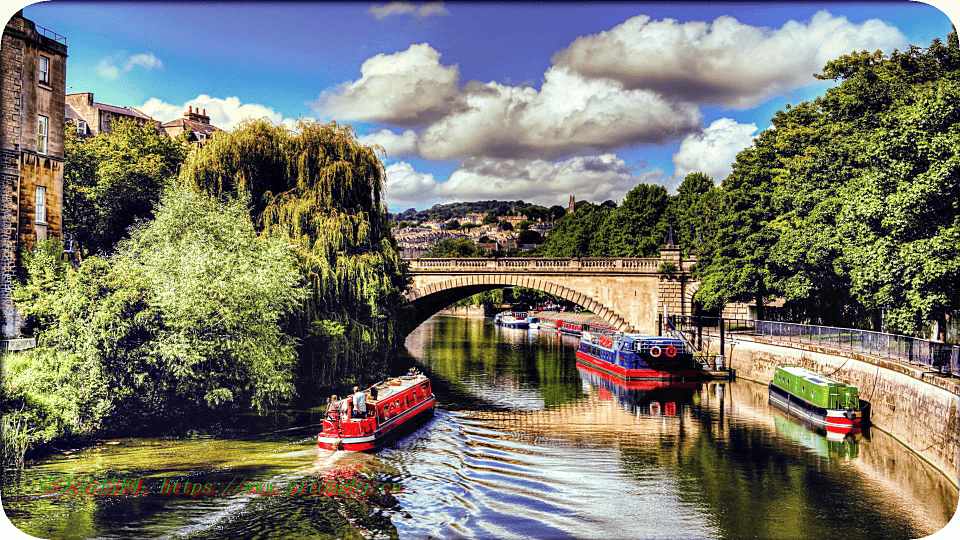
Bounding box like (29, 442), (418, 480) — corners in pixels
(8, 1), (959, 212)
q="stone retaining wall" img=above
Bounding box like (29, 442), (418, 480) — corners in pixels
(720, 337), (960, 488)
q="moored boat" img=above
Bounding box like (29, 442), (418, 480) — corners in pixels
(496, 311), (529, 328)
(528, 316), (540, 330)
(318, 373), (435, 451)
(768, 365), (866, 434)
(538, 317), (558, 331)
(559, 321), (589, 335)
(576, 332), (698, 379)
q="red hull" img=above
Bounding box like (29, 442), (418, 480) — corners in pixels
(576, 350), (697, 380)
(318, 375), (435, 451)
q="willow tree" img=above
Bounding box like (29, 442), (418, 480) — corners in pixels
(180, 119), (409, 387)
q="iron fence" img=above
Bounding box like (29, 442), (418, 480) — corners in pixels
(669, 316), (959, 377)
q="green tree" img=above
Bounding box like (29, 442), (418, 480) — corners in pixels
(180, 119), (408, 385)
(425, 238), (480, 257)
(63, 118), (188, 256)
(7, 185), (304, 459)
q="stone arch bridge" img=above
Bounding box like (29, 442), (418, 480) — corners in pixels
(403, 246), (698, 335)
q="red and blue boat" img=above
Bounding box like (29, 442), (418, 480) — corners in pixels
(318, 373), (435, 451)
(576, 332), (698, 380)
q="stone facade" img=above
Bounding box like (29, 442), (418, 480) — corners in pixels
(1, 11), (66, 337)
(65, 92), (158, 137)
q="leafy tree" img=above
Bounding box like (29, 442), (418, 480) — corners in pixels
(63, 118), (188, 256)
(7, 185), (304, 458)
(499, 220), (514, 231)
(180, 119), (408, 385)
(598, 184), (668, 257)
(518, 229), (544, 245)
(549, 205), (567, 221)
(425, 238), (480, 257)
(483, 213), (500, 225)
(445, 219), (460, 230)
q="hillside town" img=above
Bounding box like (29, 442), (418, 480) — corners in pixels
(391, 210), (556, 258)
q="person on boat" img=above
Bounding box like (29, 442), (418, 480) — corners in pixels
(352, 386), (367, 418)
(326, 395), (339, 418)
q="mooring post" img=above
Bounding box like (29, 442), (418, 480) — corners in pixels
(658, 313), (663, 336)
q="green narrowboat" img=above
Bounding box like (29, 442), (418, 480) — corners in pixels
(768, 365), (866, 433)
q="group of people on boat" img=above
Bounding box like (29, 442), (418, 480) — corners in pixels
(324, 367), (420, 421)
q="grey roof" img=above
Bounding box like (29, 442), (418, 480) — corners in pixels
(94, 101), (154, 120)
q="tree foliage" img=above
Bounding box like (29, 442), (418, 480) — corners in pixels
(63, 118), (188, 256)
(695, 31), (960, 334)
(5, 186), (304, 458)
(180, 119), (408, 385)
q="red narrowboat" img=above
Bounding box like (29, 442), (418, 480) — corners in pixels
(318, 373), (436, 451)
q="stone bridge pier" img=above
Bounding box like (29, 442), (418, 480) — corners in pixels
(403, 245), (698, 335)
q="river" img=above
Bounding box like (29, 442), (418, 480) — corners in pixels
(2, 315), (957, 539)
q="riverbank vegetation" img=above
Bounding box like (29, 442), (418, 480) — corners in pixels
(2, 119), (407, 468)
(535, 32), (960, 337)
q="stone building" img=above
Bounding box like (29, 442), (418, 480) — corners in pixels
(160, 106), (222, 145)
(65, 92), (158, 136)
(1, 10), (67, 337)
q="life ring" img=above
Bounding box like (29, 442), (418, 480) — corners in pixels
(665, 345), (677, 357)
(650, 346), (662, 357)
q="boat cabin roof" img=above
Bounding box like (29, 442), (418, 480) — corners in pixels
(776, 365), (845, 386)
(368, 374), (429, 402)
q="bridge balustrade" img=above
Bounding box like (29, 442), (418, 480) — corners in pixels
(405, 257), (664, 272)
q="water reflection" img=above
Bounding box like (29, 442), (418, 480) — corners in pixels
(2, 314), (956, 539)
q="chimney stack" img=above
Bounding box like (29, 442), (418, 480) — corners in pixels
(202, 108), (206, 115)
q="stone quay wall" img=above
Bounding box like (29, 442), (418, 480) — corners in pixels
(719, 337), (960, 488)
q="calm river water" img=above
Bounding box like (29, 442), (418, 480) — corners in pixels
(2, 314), (958, 539)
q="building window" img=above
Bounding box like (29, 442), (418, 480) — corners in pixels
(38, 55), (49, 85)
(76, 120), (87, 135)
(35, 186), (46, 224)
(38, 115), (48, 154)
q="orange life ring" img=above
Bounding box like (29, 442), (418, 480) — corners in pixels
(665, 345), (677, 357)
(650, 345), (662, 357)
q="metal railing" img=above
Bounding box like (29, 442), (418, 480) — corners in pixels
(669, 316), (959, 377)
(35, 23), (66, 44)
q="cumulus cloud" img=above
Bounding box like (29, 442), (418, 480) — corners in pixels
(361, 129), (419, 157)
(315, 43), (462, 127)
(671, 118), (759, 183)
(369, 2), (450, 20)
(318, 43), (702, 159)
(418, 67), (701, 160)
(553, 11), (907, 108)
(138, 95), (308, 131)
(96, 52), (163, 80)
(384, 161), (441, 210)
(437, 154), (666, 207)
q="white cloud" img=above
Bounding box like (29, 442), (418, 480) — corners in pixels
(384, 161), (441, 210)
(369, 2), (450, 20)
(671, 118), (759, 183)
(553, 11), (907, 108)
(418, 67), (701, 160)
(317, 43), (702, 160)
(96, 52), (163, 80)
(138, 95), (308, 131)
(437, 154), (666, 207)
(315, 43), (462, 127)
(361, 129), (419, 157)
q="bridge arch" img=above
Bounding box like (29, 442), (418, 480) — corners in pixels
(404, 275), (634, 336)
(401, 251), (699, 337)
